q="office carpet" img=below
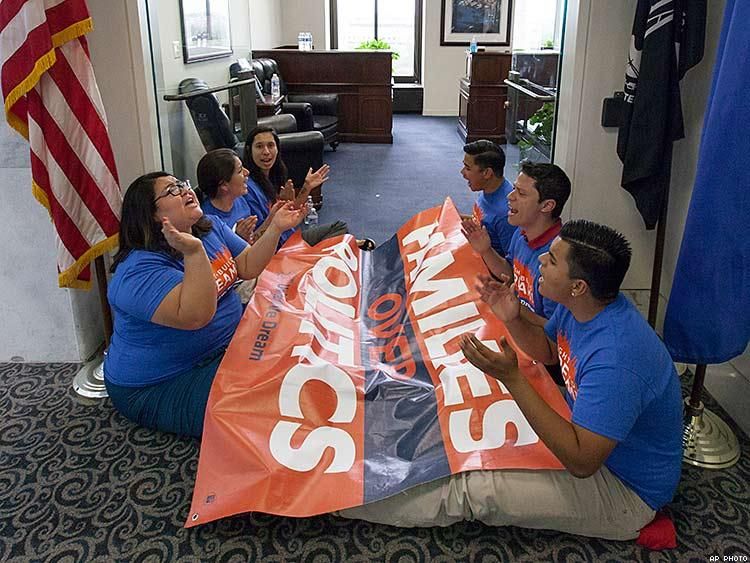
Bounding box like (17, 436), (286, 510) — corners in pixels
(1, 361), (749, 561)
(3, 117), (749, 561)
(316, 114), (521, 246)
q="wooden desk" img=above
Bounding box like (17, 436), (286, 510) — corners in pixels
(458, 51), (512, 144)
(252, 49), (393, 143)
(256, 93), (285, 118)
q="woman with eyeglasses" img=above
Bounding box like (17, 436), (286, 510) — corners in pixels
(242, 126), (376, 250)
(103, 172), (305, 438)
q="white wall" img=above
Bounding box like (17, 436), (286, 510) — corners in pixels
(88, 0), (161, 191)
(249, 0), (284, 50)
(280, 0), (327, 49)
(152, 0), (253, 183)
(555, 0), (724, 300)
(422, 0), (470, 116)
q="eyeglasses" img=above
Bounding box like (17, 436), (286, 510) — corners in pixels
(154, 179), (191, 202)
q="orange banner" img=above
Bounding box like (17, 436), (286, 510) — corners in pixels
(186, 198), (569, 527)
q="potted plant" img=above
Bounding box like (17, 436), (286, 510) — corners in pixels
(356, 39), (399, 73)
(518, 102), (554, 162)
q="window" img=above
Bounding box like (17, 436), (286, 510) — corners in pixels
(331, 0), (422, 83)
(512, 0), (565, 51)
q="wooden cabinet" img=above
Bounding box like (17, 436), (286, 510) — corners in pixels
(457, 52), (511, 144)
(251, 50), (393, 143)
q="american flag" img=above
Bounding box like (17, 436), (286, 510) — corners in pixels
(1, 0), (121, 288)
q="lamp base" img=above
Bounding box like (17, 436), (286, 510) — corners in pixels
(72, 353), (108, 399)
(682, 398), (740, 469)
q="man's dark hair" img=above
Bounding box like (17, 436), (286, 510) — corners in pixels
(463, 139), (506, 177)
(559, 220), (631, 301)
(520, 161), (571, 219)
(111, 172), (212, 271)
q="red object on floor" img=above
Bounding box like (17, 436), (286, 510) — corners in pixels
(637, 511), (677, 550)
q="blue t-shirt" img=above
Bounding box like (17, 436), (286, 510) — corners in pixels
(543, 294), (683, 510)
(105, 221), (247, 387)
(200, 196), (255, 232)
(243, 177), (294, 248)
(505, 224), (559, 319)
(477, 178), (516, 256)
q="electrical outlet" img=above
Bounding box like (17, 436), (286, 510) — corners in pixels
(172, 41), (181, 59)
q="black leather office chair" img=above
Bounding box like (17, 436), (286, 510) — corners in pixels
(178, 78), (325, 194)
(233, 58), (340, 150)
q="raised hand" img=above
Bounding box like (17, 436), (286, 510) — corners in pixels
(268, 199), (286, 218)
(459, 334), (519, 383)
(270, 201), (306, 231)
(161, 217), (202, 255)
(476, 274), (521, 322)
(278, 179), (295, 202)
(234, 215), (258, 243)
(461, 217), (492, 254)
(304, 164), (330, 191)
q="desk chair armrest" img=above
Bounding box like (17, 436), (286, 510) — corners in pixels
(280, 102), (314, 131)
(257, 113), (298, 134)
(287, 94), (338, 117)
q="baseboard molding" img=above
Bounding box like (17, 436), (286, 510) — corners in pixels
(422, 109), (458, 117)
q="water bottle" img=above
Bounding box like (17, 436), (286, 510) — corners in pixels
(469, 35), (478, 54)
(305, 195), (318, 226)
(298, 32), (305, 50)
(271, 73), (280, 98)
(306, 32), (313, 51)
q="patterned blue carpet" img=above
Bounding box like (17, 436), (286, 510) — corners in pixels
(1, 362), (749, 561)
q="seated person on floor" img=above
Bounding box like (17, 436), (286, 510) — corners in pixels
(463, 161), (571, 385)
(103, 172), (305, 438)
(340, 220), (682, 542)
(197, 148), (258, 242)
(460, 140), (516, 257)
(462, 161), (571, 324)
(242, 126), (375, 250)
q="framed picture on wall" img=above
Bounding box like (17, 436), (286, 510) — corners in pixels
(179, 0), (233, 63)
(440, 0), (513, 47)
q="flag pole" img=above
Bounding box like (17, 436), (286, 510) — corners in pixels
(72, 255), (112, 399)
(650, 162), (739, 471)
(682, 364), (740, 469)
(94, 255), (113, 345)
(646, 182), (669, 327)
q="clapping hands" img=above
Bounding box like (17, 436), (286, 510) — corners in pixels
(461, 217), (492, 254)
(234, 215), (258, 243)
(161, 217), (202, 255)
(304, 164), (330, 191)
(476, 274), (521, 323)
(459, 334), (519, 383)
(294, 165), (331, 206)
(270, 200), (307, 232)
(278, 179), (296, 202)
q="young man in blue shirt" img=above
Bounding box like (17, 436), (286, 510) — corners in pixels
(463, 161), (571, 385)
(460, 140), (516, 257)
(341, 221), (682, 540)
(460, 220), (683, 536)
(462, 161), (571, 324)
